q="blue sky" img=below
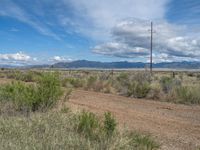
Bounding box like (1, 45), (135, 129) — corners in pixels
(0, 0), (200, 65)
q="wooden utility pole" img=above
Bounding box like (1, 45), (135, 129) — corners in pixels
(150, 22), (153, 74)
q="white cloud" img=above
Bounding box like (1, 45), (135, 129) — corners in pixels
(0, 52), (31, 61)
(93, 42), (149, 58)
(69, 0), (168, 27)
(66, 0), (169, 40)
(50, 56), (72, 63)
(152, 53), (199, 63)
(93, 19), (200, 62)
(0, 52), (37, 66)
(0, 52), (74, 66)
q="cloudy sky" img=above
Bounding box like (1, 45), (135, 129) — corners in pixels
(0, 0), (200, 65)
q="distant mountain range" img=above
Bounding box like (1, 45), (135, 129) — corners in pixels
(1, 60), (200, 69)
(52, 60), (200, 69)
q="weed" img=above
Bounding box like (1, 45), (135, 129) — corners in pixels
(130, 133), (160, 150)
(103, 112), (117, 136)
(77, 111), (99, 138)
(60, 106), (70, 113)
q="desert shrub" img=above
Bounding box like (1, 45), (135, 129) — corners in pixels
(147, 86), (162, 100)
(85, 76), (106, 92)
(133, 72), (152, 83)
(116, 72), (152, 98)
(128, 81), (151, 98)
(102, 80), (114, 93)
(62, 78), (84, 88)
(77, 111), (100, 138)
(159, 76), (181, 93)
(160, 76), (173, 93)
(35, 72), (63, 111)
(86, 76), (98, 89)
(129, 133), (160, 150)
(116, 73), (129, 87)
(93, 81), (104, 92)
(76, 111), (117, 139)
(115, 73), (130, 95)
(19, 71), (35, 82)
(6, 70), (20, 79)
(196, 73), (200, 80)
(0, 72), (6, 78)
(0, 72), (63, 113)
(103, 112), (117, 136)
(5, 70), (40, 82)
(187, 72), (195, 77)
(0, 82), (38, 113)
(176, 86), (200, 104)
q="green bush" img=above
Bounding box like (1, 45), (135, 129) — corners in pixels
(36, 73), (63, 111)
(116, 73), (129, 86)
(5, 70), (40, 82)
(0, 72), (63, 113)
(160, 76), (181, 93)
(130, 133), (160, 150)
(116, 72), (151, 98)
(0, 81), (37, 113)
(77, 111), (100, 138)
(62, 78), (84, 88)
(128, 82), (150, 98)
(86, 76), (98, 89)
(103, 112), (117, 136)
(19, 71), (35, 82)
(176, 86), (200, 104)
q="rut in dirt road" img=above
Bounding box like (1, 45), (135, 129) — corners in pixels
(68, 90), (200, 150)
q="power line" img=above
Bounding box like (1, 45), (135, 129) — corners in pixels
(150, 22), (153, 74)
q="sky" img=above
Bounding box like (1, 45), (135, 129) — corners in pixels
(0, 0), (200, 65)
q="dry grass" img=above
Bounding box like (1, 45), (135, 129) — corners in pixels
(0, 111), (159, 150)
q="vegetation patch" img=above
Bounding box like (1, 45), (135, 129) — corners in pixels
(0, 72), (63, 114)
(0, 111), (159, 150)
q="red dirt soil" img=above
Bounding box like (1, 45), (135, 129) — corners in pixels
(68, 89), (200, 150)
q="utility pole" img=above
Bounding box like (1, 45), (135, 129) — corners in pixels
(150, 21), (153, 74)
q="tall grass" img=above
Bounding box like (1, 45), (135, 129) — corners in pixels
(0, 111), (159, 150)
(176, 86), (200, 104)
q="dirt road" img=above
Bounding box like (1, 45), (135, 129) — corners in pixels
(68, 90), (200, 150)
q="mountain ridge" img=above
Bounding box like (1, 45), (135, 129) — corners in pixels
(52, 60), (200, 69)
(1, 60), (200, 69)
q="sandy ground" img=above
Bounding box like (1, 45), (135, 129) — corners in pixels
(68, 90), (200, 150)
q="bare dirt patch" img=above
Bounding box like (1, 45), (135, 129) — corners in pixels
(68, 90), (200, 150)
